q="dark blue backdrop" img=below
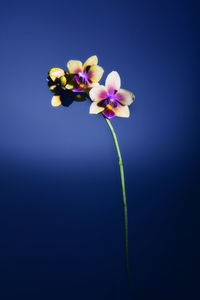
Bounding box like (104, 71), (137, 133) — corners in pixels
(0, 0), (199, 299)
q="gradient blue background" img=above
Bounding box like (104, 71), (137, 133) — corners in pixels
(0, 0), (199, 299)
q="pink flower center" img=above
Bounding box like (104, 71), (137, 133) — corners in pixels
(107, 91), (117, 107)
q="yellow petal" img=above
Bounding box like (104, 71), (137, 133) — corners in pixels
(51, 95), (62, 107)
(87, 65), (104, 83)
(105, 71), (121, 91)
(89, 102), (104, 114)
(49, 68), (65, 81)
(49, 85), (57, 91)
(60, 76), (67, 86)
(67, 60), (83, 74)
(83, 55), (98, 70)
(113, 104), (130, 118)
(89, 85), (108, 102)
(65, 83), (74, 90)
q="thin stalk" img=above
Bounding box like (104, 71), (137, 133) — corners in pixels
(104, 117), (133, 291)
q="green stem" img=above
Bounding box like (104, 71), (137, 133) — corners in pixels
(104, 117), (133, 291)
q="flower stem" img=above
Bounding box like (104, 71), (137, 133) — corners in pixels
(104, 117), (133, 292)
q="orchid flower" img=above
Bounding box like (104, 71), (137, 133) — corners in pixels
(89, 71), (135, 119)
(67, 55), (104, 92)
(47, 57), (135, 293)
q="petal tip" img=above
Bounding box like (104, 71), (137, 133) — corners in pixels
(83, 55), (98, 70)
(105, 71), (121, 91)
(67, 60), (83, 74)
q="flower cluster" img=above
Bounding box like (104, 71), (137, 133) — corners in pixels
(47, 55), (135, 118)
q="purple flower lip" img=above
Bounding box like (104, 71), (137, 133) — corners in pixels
(103, 108), (115, 119)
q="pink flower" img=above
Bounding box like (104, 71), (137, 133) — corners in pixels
(89, 71), (135, 118)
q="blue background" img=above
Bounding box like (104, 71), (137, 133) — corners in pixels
(0, 0), (199, 299)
